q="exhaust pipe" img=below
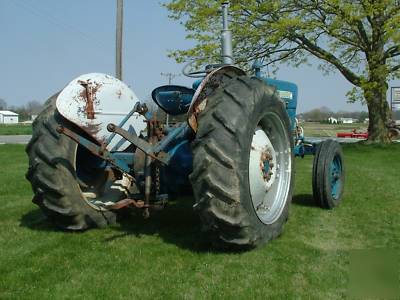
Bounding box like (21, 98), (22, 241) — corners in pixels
(221, 2), (234, 65)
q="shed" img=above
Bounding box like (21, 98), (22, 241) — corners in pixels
(0, 110), (19, 124)
(339, 117), (354, 124)
(328, 116), (338, 124)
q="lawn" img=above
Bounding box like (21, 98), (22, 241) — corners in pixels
(302, 122), (367, 137)
(0, 144), (399, 299)
(0, 124), (32, 135)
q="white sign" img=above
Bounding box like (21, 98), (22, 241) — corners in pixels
(278, 90), (293, 100)
(391, 87), (400, 112)
(392, 87), (400, 101)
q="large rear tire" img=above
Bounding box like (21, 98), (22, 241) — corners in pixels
(190, 76), (294, 249)
(25, 94), (119, 230)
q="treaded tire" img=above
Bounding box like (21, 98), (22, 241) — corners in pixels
(190, 76), (294, 249)
(312, 139), (345, 209)
(25, 93), (117, 230)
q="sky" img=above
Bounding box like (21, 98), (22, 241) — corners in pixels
(1, 0), (399, 113)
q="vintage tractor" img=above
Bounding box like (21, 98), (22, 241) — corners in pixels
(25, 3), (345, 249)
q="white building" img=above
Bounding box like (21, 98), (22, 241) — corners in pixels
(0, 111), (19, 124)
(339, 117), (354, 124)
(328, 117), (338, 124)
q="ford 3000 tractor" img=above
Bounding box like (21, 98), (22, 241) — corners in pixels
(26, 3), (345, 249)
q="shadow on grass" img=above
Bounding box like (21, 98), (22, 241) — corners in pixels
(21, 195), (309, 253)
(19, 197), (223, 253)
(20, 209), (60, 232)
(111, 196), (219, 253)
(292, 194), (318, 207)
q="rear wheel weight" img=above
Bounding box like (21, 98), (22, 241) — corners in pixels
(25, 94), (120, 230)
(191, 76), (294, 249)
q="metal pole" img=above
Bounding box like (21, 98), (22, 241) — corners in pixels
(116, 0), (123, 80)
(221, 2), (233, 65)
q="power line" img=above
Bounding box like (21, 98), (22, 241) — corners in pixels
(160, 72), (180, 85)
(10, 0), (109, 51)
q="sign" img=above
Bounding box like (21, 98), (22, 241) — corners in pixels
(391, 87), (400, 120)
(278, 90), (293, 100)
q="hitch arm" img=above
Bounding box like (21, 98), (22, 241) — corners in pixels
(107, 123), (170, 165)
(57, 126), (132, 173)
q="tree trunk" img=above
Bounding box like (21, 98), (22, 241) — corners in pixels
(364, 81), (391, 143)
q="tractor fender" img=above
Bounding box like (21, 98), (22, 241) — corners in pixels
(187, 65), (246, 132)
(56, 73), (147, 151)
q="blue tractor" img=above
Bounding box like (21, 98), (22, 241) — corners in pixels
(26, 3), (345, 249)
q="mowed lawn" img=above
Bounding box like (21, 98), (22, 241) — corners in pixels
(302, 122), (367, 137)
(0, 124), (32, 135)
(0, 144), (399, 299)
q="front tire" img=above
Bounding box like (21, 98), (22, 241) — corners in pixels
(312, 139), (345, 209)
(190, 76), (294, 249)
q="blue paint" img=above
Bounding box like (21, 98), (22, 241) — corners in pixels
(192, 79), (202, 90)
(164, 139), (193, 191)
(262, 77), (298, 130)
(294, 141), (316, 157)
(330, 154), (342, 200)
(262, 160), (270, 174)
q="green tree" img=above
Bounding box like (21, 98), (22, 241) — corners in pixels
(165, 0), (400, 142)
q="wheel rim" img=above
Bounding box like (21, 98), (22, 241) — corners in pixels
(330, 154), (342, 200)
(74, 144), (127, 211)
(248, 113), (292, 224)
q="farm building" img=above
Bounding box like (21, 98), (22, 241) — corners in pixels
(328, 117), (338, 124)
(339, 117), (354, 124)
(0, 111), (19, 124)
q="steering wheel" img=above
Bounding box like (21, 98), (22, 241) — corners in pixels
(182, 59), (226, 78)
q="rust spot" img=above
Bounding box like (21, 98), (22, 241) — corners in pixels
(116, 89), (122, 99)
(78, 80), (102, 120)
(187, 66), (246, 132)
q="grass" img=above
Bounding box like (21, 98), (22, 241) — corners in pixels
(0, 144), (399, 299)
(0, 124), (32, 135)
(302, 122), (367, 137)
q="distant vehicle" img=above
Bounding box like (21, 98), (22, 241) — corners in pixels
(337, 129), (368, 139)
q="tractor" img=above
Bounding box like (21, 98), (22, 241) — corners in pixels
(25, 3), (345, 249)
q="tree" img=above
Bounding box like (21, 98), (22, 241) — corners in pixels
(25, 100), (43, 116)
(0, 98), (7, 110)
(164, 0), (400, 142)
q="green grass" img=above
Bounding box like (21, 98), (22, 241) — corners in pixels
(0, 124), (32, 135)
(0, 144), (399, 299)
(303, 122), (367, 137)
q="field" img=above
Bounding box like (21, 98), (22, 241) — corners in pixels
(0, 124), (32, 135)
(302, 122), (367, 137)
(0, 144), (399, 299)
(0, 122), (367, 138)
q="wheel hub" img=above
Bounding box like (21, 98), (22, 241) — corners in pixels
(248, 116), (291, 225)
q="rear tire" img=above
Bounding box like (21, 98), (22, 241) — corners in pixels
(190, 76), (294, 249)
(25, 94), (118, 230)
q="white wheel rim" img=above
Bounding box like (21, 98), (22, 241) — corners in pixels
(248, 113), (292, 224)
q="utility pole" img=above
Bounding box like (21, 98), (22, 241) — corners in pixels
(160, 72), (179, 85)
(116, 0), (123, 80)
(160, 72), (180, 126)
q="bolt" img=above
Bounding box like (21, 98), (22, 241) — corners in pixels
(56, 126), (64, 134)
(107, 123), (116, 132)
